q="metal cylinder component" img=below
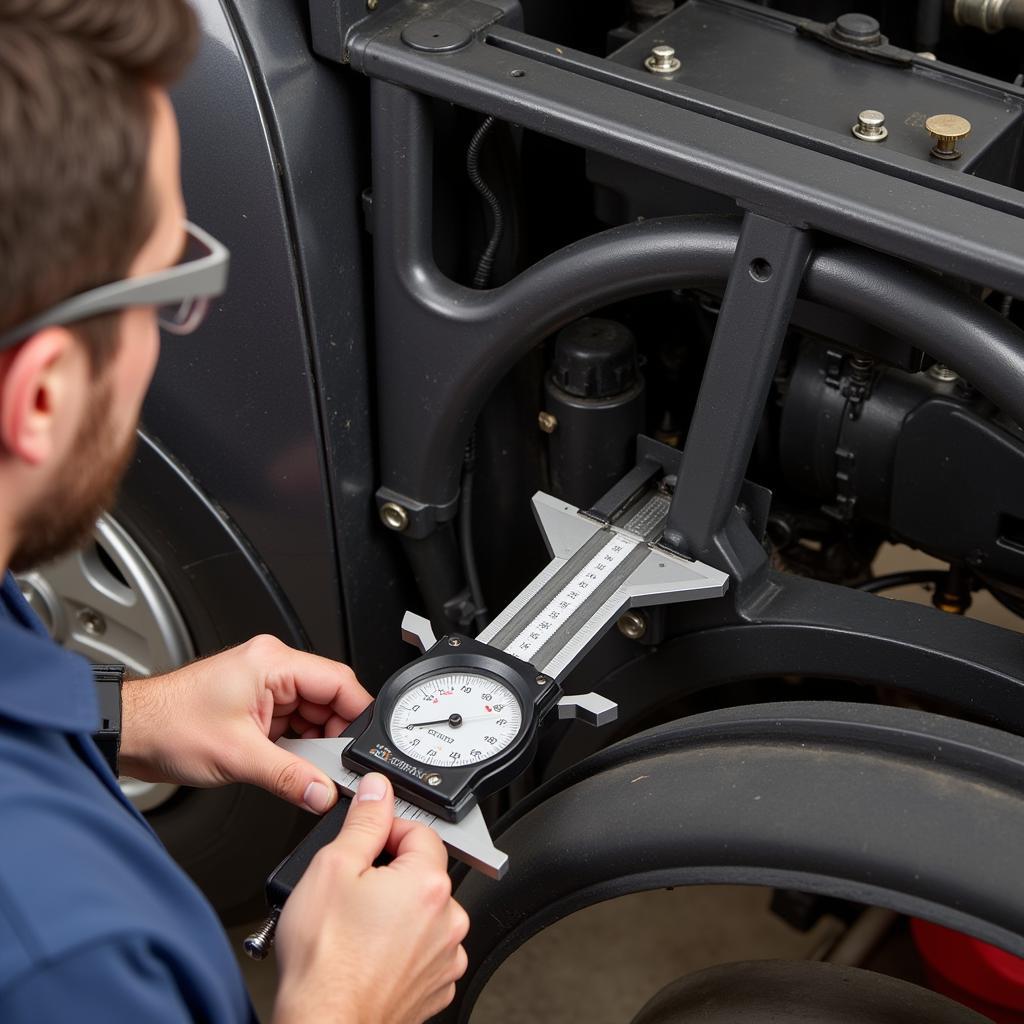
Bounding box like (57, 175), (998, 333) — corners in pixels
(645, 45), (681, 74)
(852, 110), (888, 142)
(618, 610), (648, 640)
(543, 318), (646, 509)
(926, 114), (972, 160)
(379, 501), (410, 532)
(953, 0), (1024, 32)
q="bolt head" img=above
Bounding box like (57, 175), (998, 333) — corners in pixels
(928, 363), (959, 382)
(367, 0), (379, 8)
(536, 675), (548, 686)
(834, 13), (881, 43)
(425, 773), (442, 787)
(78, 608), (107, 636)
(852, 109), (888, 141)
(448, 637), (462, 647)
(380, 502), (410, 532)
(538, 411), (558, 434)
(617, 611), (648, 641)
(926, 113), (972, 140)
(644, 44), (681, 74)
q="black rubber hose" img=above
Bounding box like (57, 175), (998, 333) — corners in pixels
(803, 239), (1024, 428)
(466, 116), (504, 290)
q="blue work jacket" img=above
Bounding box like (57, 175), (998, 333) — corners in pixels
(0, 573), (256, 1022)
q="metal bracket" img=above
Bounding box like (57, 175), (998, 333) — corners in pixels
(557, 693), (619, 727)
(401, 610), (437, 653)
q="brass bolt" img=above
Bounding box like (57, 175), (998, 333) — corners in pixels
(644, 45), (681, 74)
(379, 502), (410, 532)
(617, 610), (648, 640)
(852, 109), (888, 142)
(926, 114), (971, 160)
(538, 411), (558, 434)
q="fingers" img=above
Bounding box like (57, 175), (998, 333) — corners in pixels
(330, 773), (396, 873)
(232, 736), (339, 814)
(258, 641), (373, 723)
(389, 817), (451, 874)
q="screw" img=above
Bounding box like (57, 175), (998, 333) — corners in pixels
(536, 675), (548, 686)
(425, 773), (442, 787)
(244, 909), (280, 961)
(644, 45), (680, 74)
(78, 608), (107, 636)
(928, 363), (959, 382)
(926, 113), (971, 160)
(367, 0), (379, 8)
(538, 411), (558, 434)
(852, 109), (888, 142)
(617, 611), (648, 640)
(448, 637), (462, 647)
(379, 502), (410, 532)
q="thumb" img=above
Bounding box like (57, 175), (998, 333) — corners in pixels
(331, 773), (395, 872)
(240, 737), (339, 814)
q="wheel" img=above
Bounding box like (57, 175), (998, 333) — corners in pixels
(16, 435), (316, 921)
(18, 513), (192, 815)
(441, 701), (1024, 1021)
(628, 960), (989, 1024)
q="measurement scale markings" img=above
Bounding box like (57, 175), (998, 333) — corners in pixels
(504, 533), (642, 662)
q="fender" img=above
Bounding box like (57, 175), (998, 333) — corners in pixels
(441, 701), (1024, 1021)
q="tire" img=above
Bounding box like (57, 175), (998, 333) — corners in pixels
(442, 701), (1024, 1021)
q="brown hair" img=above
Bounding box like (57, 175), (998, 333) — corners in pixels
(0, 0), (199, 372)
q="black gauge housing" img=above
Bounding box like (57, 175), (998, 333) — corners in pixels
(343, 636), (562, 821)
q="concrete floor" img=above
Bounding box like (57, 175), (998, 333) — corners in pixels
(228, 544), (1018, 1022)
(230, 885), (837, 1022)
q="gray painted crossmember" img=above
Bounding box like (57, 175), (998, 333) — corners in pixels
(278, 736), (509, 880)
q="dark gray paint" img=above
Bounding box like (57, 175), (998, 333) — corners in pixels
(147, 0), (346, 658)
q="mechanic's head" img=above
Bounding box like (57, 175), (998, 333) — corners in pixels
(0, 0), (198, 572)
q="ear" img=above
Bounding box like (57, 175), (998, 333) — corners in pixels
(0, 328), (87, 467)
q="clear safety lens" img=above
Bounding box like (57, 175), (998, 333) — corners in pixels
(157, 296), (210, 335)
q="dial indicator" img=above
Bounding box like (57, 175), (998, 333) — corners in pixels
(389, 672), (522, 767)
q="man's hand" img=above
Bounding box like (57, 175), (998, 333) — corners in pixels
(118, 635), (372, 814)
(272, 773), (470, 1024)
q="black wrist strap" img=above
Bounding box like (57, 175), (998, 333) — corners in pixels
(92, 664), (125, 776)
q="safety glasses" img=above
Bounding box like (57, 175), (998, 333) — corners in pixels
(0, 221), (230, 351)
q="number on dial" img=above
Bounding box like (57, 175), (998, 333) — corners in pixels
(388, 673), (522, 767)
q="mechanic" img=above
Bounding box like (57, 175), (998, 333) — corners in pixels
(0, 2), (468, 1022)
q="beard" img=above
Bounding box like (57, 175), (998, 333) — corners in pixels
(9, 381), (137, 573)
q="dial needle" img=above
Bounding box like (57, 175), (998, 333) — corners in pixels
(405, 713), (498, 730)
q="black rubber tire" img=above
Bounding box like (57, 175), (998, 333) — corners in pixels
(114, 435), (314, 922)
(629, 960), (990, 1024)
(442, 701), (1024, 1022)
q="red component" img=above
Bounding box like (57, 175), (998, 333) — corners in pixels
(485, 706), (492, 713)
(912, 919), (1024, 1023)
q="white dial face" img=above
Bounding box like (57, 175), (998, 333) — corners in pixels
(388, 672), (523, 768)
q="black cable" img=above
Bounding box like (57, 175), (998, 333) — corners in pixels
(458, 116), (507, 631)
(466, 116), (504, 290)
(856, 570), (946, 594)
(459, 434), (489, 631)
